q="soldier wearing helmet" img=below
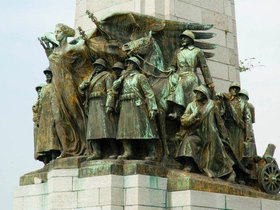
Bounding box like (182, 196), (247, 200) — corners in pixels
(111, 56), (159, 161)
(167, 30), (214, 120)
(35, 67), (61, 164)
(239, 89), (257, 158)
(112, 61), (124, 78)
(79, 58), (118, 160)
(217, 83), (253, 165)
(175, 85), (235, 181)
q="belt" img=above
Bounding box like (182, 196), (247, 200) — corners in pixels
(89, 91), (104, 99)
(179, 71), (195, 77)
(120, 93), (137, 101)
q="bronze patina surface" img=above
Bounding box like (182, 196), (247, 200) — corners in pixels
(29, 11), (280, 196)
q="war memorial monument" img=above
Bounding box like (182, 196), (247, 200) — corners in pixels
(13, 1), (280, 209)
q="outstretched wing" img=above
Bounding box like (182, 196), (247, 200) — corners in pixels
(87, 12), (216, 67)
(91, 12), (165, 42)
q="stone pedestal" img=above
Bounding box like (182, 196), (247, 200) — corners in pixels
(75, 0), (240, 92)
(14, 160), (280, 210)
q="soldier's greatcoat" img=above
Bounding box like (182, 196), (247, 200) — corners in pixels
(113, 70), (159, 140)
(36, 84), (61, 160)
(83, 71), (116, 140)
(222, 95), (252, 161)
(168, 45), (213, 108)
(176, 98), (234, 178)
(32, 100), (40, 160)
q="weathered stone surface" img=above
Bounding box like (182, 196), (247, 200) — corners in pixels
(20, 157), (86, 185)
(124, 206), (164, 210)
(226, 195), (261, 210)
(74, 174), (124, 190)
(123, 160), (167, 177)
(124, 174), (167, 190)
(167, 190), (225, 208)
(167, 169), (280, 200)
(77, 189), (99, 208)
(174, 0), (202, 22)
(23, 195), (47, 210)
(207, 60), (229, 80)
(14, 183), (48, 198)
(48, 192), (77, 209)
(48, 177), (73, 193)
(100, 187), (124, 205)
(79, 160), (123, 177)
(261, 198), (280, 210)
(14, 160), (280, 210)
(125, 187), (166, 207)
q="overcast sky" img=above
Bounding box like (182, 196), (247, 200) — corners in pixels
(0, 1), (280, 209)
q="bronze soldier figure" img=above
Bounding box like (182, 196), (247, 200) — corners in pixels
(168, 30), (214, 119)
(79, 58), (118, 160)
(36, 68), (61, 164)
(112, 61), (124, 78)
(175, 85), (235, 181)
(112, 57), (159, 160)
(239, 89), (257, 158)
(218, 83), (253, 162)
(33, 84), (43, 162)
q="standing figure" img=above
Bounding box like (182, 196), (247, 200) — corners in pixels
(175, 85), (235, 181)
(32, 84), (43, 162)
(168, 30), (214, 119)
(39, 23), (92, 157)
(112, 61), (125, 79)
(239, 89), (257, 158)
(36, 68), (61, 164)
(112, 57), (159, 160)
(218, 83), (252, 161)
(111, 61), (125, 114)
(79, 58), (118, 160)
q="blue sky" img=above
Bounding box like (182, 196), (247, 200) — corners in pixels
(1, 1), (280, 209)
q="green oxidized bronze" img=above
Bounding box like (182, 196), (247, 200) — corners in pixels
(33, 11), (280, 195)
(175, 85), (235, 181)
(79, 58), (118, 160)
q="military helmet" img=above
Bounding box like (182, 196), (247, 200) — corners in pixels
(239, 89), (249, 100)
(93, 58), (107, 68)
(35, 83), (44, 92)
(229, 82), (241, 92)
(43, 67), (52, 75)
(179, 30), (195, 41)
(112, 62), (124, 70)
(126, 56), (141, 69)
(193, 85), (210, 98)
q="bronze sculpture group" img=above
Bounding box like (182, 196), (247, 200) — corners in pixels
(33, 11), (280, 194)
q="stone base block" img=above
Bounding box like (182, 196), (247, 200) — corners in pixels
(14, 160), (280, 210)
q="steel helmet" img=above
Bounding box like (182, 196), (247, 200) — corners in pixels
(193, 85), (210, 98)
(35, 83), (44, 92)
(229, 82), (241, 92)
(179, 30), (195, 41)
(239, 89), (249, 100)
(112, 62), (124, 70)
(93, 58), (107, 68)
(126, 57), (141, 69)
(43, 67), (52, 75)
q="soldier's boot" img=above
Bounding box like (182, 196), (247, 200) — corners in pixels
(109, 141), (119, 159)
(182, 158), (197, 172)
(51, 150), (60, 161)
(145, 142), (156, 161)
(42, 155), (50, 165)
(226, 171), (236, 183)
(87, 141), (101, 161)
(118, 141), (132, 160)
